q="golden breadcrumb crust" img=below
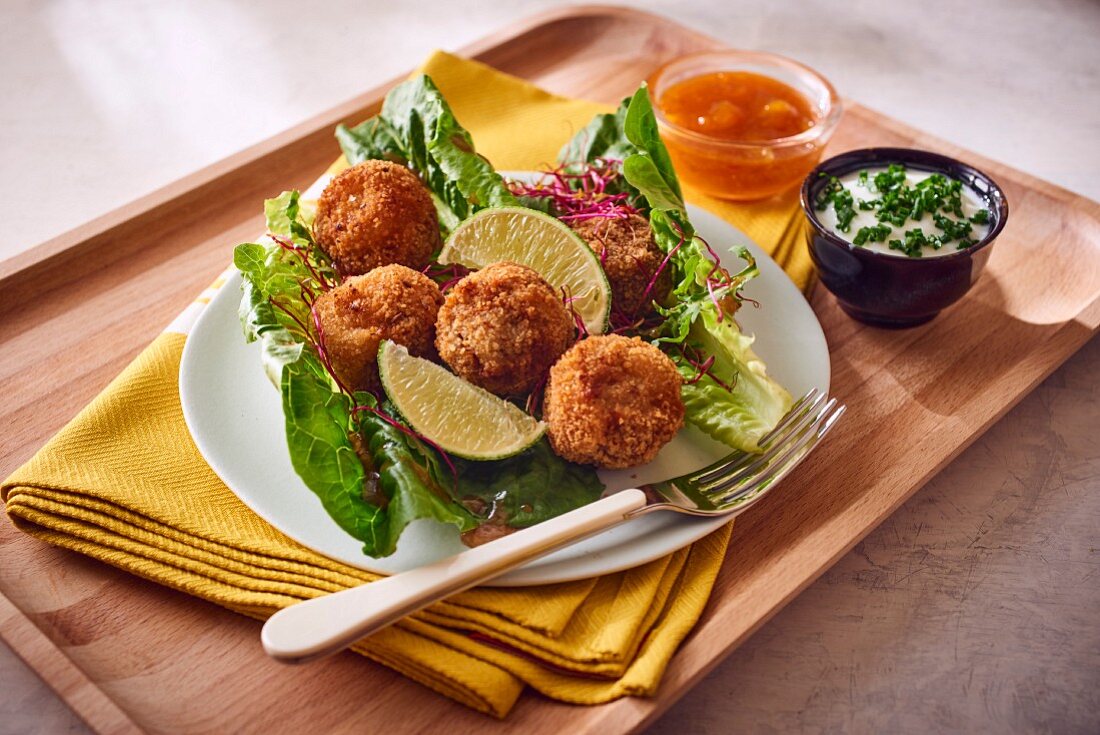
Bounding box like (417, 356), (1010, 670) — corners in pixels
(572, 214), (671, 316)
(313, 160), (440, 276)
(313, 264), (443, 392)
(435, 262), (573, 397)
(543, 334), (684, 468)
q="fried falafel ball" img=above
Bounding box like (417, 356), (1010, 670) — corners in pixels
(436, 262), (573, 397)
(544, 334), (684, 468)
(313, 160), (441, 276)
(313, 264), (443, 392)
(572, 213), (671, 316)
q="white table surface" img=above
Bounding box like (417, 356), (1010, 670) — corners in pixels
(1, 1), (1097, 732)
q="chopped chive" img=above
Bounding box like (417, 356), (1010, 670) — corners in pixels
(819, 163), (990, 258)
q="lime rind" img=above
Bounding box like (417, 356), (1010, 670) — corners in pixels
(438, 206), (612, 334)
(377, 340), (546, 461)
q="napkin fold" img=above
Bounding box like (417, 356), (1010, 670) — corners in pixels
(2, 50), (811, 718)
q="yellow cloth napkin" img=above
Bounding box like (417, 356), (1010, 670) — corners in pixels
(2, 51), (812, 719)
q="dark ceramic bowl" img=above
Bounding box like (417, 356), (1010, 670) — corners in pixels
(800, 148), (1009, 328)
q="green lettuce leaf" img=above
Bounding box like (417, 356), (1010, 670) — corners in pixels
(283, 353), (477, 557)
(336, 74), (516, 232)
(558, 99), (637, 164)
(263, 190), (315, 248)
(557, 100), (643, 206)
(677, 310), (793, 452)
(453, 440), (604, 529)
(282, 353), (378, 545)
(557, 98), (645, 211)
(334, 118), (404, 167)
(354, 397), (480, 555)
(622, 88), (683, 205)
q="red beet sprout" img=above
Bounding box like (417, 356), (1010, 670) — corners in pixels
(509, 158), (638, 223)
(269, 296), (312, 339)
(679, 342), (734, 392)
(560, 287), (589, 343)
(525, 373), (549, 417)
(270, 234), (337, 291)
(603, 232), (683, 333)
(635, 230), (683, 315)
(310, 302), (355, 398)
(422, 261), (471, 293)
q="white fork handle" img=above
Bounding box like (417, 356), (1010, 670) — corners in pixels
(261, 488), (648, 663)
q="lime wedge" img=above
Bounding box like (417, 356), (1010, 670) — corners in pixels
(377, 340), (546, 461)
(438, 206), (611, 334)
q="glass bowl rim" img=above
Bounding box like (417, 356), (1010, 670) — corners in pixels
(648, 49), (843, 150)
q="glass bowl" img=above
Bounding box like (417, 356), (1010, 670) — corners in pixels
(648, 50), (842, 201)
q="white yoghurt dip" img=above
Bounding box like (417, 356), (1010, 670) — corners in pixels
(816, 167), (990, 258)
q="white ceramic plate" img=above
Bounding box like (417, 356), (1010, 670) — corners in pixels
(179, 202), (829, 586)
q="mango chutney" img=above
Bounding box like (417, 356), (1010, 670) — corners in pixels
(648, 51), (842, 201)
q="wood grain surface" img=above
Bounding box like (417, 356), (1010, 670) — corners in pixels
(648, 335), (1100, 733)
(1, 6), (1098, 734)
(6, 335), (1096, 734)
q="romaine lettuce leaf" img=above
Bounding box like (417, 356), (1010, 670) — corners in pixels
(678, 310), (793, 453)
(282, 352), (377, 544)
(263, 190), (315, 249)
(336, 74), (517, 233)
(354, 397), (480, 555)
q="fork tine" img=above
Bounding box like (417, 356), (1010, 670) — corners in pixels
(759, 388), (824, 448)
(689, 389), (823, 485)
(712, 403), (845, 508)
(707, 398), (839, 500)
(700, 397), (837, 499)
(695, 393), (832, 493)
(710, 401), (845, 506)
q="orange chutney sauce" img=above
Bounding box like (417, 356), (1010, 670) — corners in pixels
(655, 71), (823, 200)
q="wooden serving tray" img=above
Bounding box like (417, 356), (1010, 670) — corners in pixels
(2, 6), (1098, 733)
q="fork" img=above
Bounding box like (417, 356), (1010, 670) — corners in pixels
(261, 388), (844, 663)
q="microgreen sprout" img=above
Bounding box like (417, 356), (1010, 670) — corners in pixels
(422, 261), (471, 292)
(524, 373), (549, 417)
(310, 302), (355, 398)
(508, 158), (639, 223)
(270, 234), (338, 291)
(678, 342), (734, 392)
(560, 287), (590, 342)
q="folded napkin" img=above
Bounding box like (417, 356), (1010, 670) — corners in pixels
(2, 51), (812, 718)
